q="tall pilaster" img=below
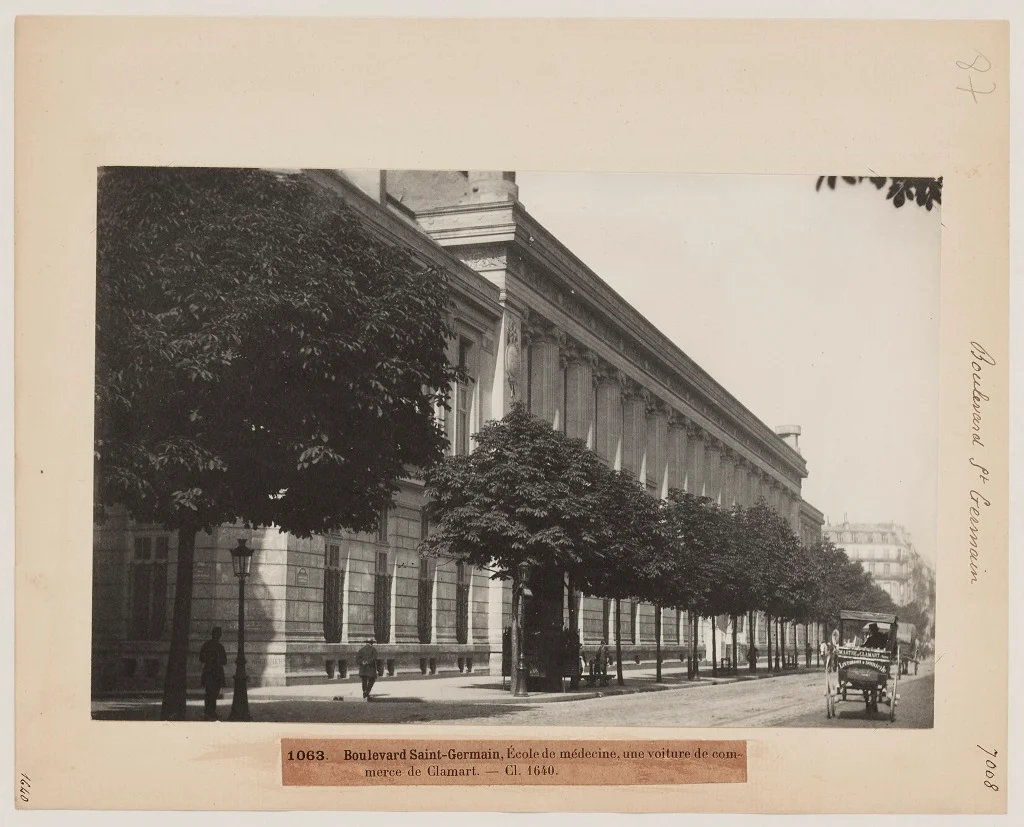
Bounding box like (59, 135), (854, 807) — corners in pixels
(621, 380), (648, 482)
(687, 424), (706, 497)
(562, 343), (596, 448)
(667, 413), (690, 494)
(594, 363), (623, 469)
(527, 321), (563, 430)
(704, 438), (723, 506)
(646, 398), (670, 497)
(720, 448), (736, 509)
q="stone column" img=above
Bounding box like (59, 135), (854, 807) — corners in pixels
(621, 380), (648, 482)
(687, 424), (706, 497)
(732, 458), (746, 507)
(562, 343), (596, 448)
(594, 363), (623, 469)
(646, 398), (670, 497)
(667, 413), (690, 494)
(704, 438), (722, 506)
(720, 448), (736, 509)
(527, 322), (563, 430)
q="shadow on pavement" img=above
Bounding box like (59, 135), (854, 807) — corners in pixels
(92, 698), (533, 723)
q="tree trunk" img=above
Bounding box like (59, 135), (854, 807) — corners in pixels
(748, 611), (756, 672)
(614, 598), (624, 686)
(731, 615), (738, 675)
(765, 612), (772, 674)
(655, 605), (662, 683)
(511, 574), (527, 697)
(780, 618), (787, 669)
(689, 613), (698, 679)
(711, 618), (718, 677)
(161, 521), (198, 720)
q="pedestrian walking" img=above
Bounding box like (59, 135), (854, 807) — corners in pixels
(594, 639), (609, 684)
(199, 627), (227, 720)
(358, 637), (379, 700)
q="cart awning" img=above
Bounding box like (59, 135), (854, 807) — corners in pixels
(839, 610), (898, 625)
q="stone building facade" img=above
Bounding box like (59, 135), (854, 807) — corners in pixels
(822, 520), (922, 606)
(92, 169), (826, 692)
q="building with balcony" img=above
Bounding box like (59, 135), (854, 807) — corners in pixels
(821, 520), (921, 605)
(92, 169), (826, 692)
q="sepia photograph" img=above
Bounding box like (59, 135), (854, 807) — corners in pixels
(90, 167), (939, 729)
(13, 11), (1011, 815)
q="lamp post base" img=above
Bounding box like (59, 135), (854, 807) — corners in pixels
(228, 673), (251, 721)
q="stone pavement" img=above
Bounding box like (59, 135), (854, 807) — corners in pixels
(92, 660), (824, 722)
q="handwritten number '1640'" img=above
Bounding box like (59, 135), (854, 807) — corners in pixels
(957, 51), (995, 103)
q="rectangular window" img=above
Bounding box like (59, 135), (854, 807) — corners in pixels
(129, 536), (168, 641)
(377, 505), (389, 543)
(602, 599), (611, 641)
(323, 543), (344, 643)
(883, 562), (890, 574)
(373, 550), (391, 643)
(453, 337), (474, 457)
(455, 561), (470, 645)
(456, 383), (469, 456)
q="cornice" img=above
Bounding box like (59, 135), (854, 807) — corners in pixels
(507, 203), (808, 481)
(306, 171), (503, 323)
(405, 192), (807, 485)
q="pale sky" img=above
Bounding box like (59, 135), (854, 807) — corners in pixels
(516, 173), (940, 562)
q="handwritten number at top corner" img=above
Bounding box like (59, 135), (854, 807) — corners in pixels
(957, 51), (996, 103)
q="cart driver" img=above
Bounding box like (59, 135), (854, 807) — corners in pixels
(862, 623), (889, 650)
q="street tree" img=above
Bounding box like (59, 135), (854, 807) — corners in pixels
(663, 491), (730, 679)
(734, 499), (800, 672)
(95, 167), (461, 719)
(586, 470), (669, 685)
(421, 402), (608, 696)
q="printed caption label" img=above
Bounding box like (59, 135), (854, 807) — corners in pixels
(282, 739), (747, 786)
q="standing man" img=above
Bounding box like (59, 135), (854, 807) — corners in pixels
(199, 627), (227, 720)
(358, 637), (379, 700)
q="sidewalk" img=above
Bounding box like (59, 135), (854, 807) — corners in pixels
(93, 659), (824, 715)
(254, 660), (820, 704)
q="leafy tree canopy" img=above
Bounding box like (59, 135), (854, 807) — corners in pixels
(585, 469), (669, 603)
(95, 167), (461, 537)
(422, 402), (608, 584)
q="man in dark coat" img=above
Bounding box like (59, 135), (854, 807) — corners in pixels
(357, 637), (379, 700)
(199, 627), (227, 720)
(862, 623), (889, 650)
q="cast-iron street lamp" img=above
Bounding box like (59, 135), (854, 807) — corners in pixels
(228, 538), (255, 721)
(513, 560), (531, 698)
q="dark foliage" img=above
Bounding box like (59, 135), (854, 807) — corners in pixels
(815, 175), (942, 211)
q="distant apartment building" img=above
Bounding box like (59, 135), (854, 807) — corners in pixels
(822, 520), (922, 605)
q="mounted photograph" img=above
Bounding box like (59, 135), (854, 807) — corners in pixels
(90, 167), (939, 729)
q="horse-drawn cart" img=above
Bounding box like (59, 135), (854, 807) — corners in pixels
(825, 610), (901, 722)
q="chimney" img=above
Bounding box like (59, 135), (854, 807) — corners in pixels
(774, 424), (802, 454)
(466, 171), (519, 203)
